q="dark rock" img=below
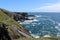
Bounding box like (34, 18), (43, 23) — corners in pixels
(0, 22), (11, 40)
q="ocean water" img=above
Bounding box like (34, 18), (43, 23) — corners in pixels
(20, 12), (60, 38)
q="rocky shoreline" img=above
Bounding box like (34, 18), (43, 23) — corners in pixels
(13, 12), (36, 22)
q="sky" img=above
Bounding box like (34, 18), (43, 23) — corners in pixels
(0, 0), (60, 12)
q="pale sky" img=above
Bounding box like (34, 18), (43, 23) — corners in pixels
(0, 0), (60, 12)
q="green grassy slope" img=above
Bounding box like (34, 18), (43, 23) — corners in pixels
(0, 11), (9, 22)
(18, 37), (58, 40)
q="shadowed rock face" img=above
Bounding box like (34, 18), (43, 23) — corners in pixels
(0, 23), (11, 40)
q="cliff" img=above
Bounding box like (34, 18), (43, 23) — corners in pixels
(0, 8), (31, 40)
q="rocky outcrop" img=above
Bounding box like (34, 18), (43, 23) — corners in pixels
(0, 8), (31, 40)
(0, 22), (11, 40)
(13, 12), (35, 21)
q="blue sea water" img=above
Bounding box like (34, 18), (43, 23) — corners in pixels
(20, 12), (60, 38)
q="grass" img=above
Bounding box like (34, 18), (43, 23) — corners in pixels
(18, 37), (58, 40)
(0, 11), (9, 22)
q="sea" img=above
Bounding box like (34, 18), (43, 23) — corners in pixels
(19, 12), (60, 38)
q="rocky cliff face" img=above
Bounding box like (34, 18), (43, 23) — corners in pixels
(0, 8), (31, 40)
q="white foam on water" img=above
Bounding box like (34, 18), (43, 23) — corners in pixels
(19, 19), (38, 24)
(25, 20), (33, 22)
(35, 15), (42, 18)
(58, 28), (60, 31)
(55, 26), (59, 29)
(33, 19), (38, 21)
(29, 31), (31, 33)
(31, 34), (40, 38)
(54, 22), (60, 31)
(19, 20), (33, 24)
(37, 23), (41, 25)
(55, 26), (60, 31)
(39, 16), (56, 24)
(19, 22), (30, 24)
(47, 18), (56, 24)
(18, 21), (20, 23)
(57, 23), (60, 26)
(28, 17), (36, 19)
(19, 15), (60, 37)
